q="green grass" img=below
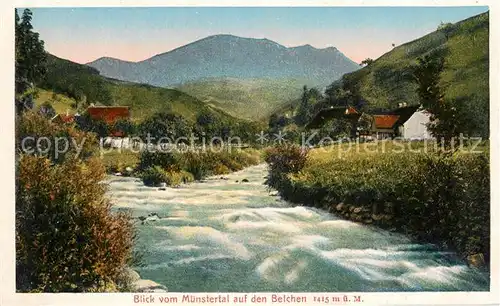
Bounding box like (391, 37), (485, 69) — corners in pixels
(333, 12), (489, 136)
(100, 150), (140, 173)
(177, 77), (308, 121)
(105, 81), (241, 122)
(39, 54), (245, 124)
(34, 89), (78, 115)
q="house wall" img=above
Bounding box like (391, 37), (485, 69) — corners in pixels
(402, 110), (432, 139)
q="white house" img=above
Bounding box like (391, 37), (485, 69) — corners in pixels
(400, 110), (433, 139)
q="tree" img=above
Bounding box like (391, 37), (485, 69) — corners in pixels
(358, 113), (373, 132)
(412, 50), (463, 147)
(75, 113), (110, 138)
(195, 111), (221, 139)
(295, 86), (322, 127)
(391, 43), (396, 48)
(294, 85), (310, 126)
(15, 9), (47, 114)
(360, 58), (374, 67)
(138, 112), (192, 144)
(269, 113), (290, 130)
(113, 119), (136, 137)
(437, 22), (454, 40)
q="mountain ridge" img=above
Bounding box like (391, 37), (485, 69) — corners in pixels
(86, 35), (349, 64)
(86, 34), (360, 87)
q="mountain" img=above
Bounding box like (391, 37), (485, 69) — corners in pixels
(38, 53), (245, 123)
(87, 34), (360, 87)
(325, 12), (489, 137)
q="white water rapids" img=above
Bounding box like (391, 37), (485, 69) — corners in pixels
(106, 164), (489, 292)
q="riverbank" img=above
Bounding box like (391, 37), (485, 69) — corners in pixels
(107, 164), (489, 291)
(102, 147), (262, 187)
(264, 142), (490, 269)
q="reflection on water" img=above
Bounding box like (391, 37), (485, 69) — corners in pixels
(106, 164), (489, 292)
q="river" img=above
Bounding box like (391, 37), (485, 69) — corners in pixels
(106, 164), (489, 292)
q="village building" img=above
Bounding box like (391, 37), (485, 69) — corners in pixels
(51, 105), (131, 137)
(87, 105), (130, 123)
(308, 104), (432, 140)
(306, 106), (362, 138)
(87, 105), (130, 137)
(398, 109), (432, 139)
(370, 114), (401, 139)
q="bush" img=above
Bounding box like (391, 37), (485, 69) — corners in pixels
(16, 155), (135, 292)
(137, 150), (181, 172)
(137, 148), (262, 182)
(179, 170), (195, 184)
(178, 151), (210, 180)
(16, 112), (136, 292)
(139, 166), (168, 187)
(139, 166), (196, 187)
(101, 150), (139, 175)
(16, 111), (98, 164)
(264, 145), (308, 189)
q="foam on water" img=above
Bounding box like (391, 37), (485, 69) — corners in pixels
(107, 164), (489, 292)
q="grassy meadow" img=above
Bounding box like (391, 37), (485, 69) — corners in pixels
(178, 77), (306, 121)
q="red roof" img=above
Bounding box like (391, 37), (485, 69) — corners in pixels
(87, 106), (130, 124)
(346, 106), (358, 115)
(373, 115), (400, 129)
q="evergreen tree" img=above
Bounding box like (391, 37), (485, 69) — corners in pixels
(412, 50), (464, 148)
(15, 9), (47, 114)
(295, 85), (311, 126)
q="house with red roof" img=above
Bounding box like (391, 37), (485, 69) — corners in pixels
(87, 105), (131, 137)
(308, 104), (430, 140)
(87, 106), (130, 124)
(370, 114), (401, 139)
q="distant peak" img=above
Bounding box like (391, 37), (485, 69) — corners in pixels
(291, 44), (339, 52)
(87, 56), (136, 65)
(205, 34), (240, 40)
(325, 46), (338, 52)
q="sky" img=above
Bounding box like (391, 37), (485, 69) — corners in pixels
(26, 6), (489, 64)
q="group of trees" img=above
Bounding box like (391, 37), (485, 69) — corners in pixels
(75, 110), (263, 145)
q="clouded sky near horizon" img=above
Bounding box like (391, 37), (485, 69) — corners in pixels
(27, 6), (488, 64)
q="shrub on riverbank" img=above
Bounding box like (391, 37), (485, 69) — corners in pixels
(16, 156), (136, 292)
(16, 111), (98, 163)
(138, 148), (261, 185)
(139, 165), (194, 187)
(265, 141), (490, 265)
(16, 112), (136, 292)
(101, 150), (140, 175)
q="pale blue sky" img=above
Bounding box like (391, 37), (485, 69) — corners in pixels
(25, 6), (489, 64)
